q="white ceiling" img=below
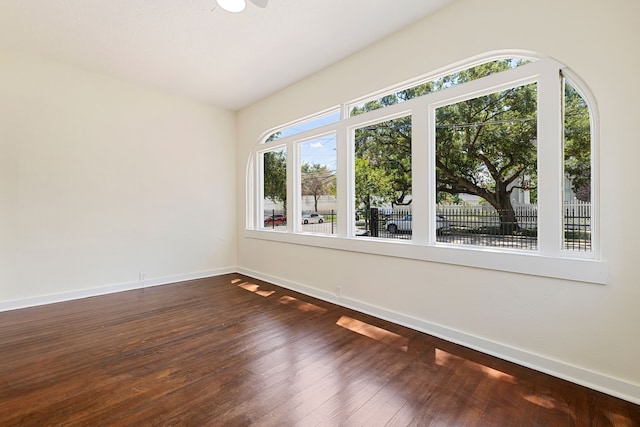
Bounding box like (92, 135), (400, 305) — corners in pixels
(0, 0), (455, 110)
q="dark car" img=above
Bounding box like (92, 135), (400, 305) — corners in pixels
(264, 214), (287, 226)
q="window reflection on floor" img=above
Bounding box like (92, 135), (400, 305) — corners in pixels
(336, 315), (409, 352)
(278, 295), (327, 315)
(435, 348), (516, 383)
(236, 281), (276, 297)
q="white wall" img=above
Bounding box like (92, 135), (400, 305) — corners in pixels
(0, 49), (237, 306)
(237, 0), (640, 402)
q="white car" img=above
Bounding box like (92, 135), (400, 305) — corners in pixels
(301, 213), (324, 224)
(386, 214), (449, 235)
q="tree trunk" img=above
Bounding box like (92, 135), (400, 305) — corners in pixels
(485, 188), (520, 235)
(497, 205), (520, 235)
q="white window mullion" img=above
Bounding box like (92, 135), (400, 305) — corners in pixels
(411, 109), (429, 244)
(537, 62), (563, 256)
(426, 105), (438, 245)
(246, 157), (255, 229)
(336, 123), (350, 237)
(256, 151), (266, 228)
(287, 140), (297, 233)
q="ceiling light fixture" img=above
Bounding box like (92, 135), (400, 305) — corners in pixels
(216, 0), (268, 13)
(216, 0), (246, 13)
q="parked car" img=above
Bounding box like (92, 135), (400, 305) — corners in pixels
(386, 214), (449, 235)
(301, 213), (324, 224)
(264, 214), (287, 226)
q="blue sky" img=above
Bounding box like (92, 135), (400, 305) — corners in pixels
(300, 134), (337, 171)
(278, 110), (340, 139)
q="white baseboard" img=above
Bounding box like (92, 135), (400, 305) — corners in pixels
(0, 267), (236, 312)
(237, 267), (640, 405)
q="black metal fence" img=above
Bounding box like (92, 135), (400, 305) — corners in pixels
(564, 203), (591, 251)
(436, 205), (537, 250)
(359, 204), (591, 252)
(356, 209), (413, 240)
(264, 203), (591, 252)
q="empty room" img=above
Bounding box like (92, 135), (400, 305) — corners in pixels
(1, 0), (639, 425)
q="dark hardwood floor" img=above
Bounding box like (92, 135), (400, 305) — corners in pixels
(1, 274), (638, 426)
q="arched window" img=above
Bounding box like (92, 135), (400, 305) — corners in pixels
(246, 52), (602, 283)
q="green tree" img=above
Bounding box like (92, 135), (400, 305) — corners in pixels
(437, 192), (463, 205)
(301, 163), (336, 212)
(564, 81), (591, 202)
(354, 157), (396, 223)
(350, 59), (533, 224)
(354, 116), (412, 208)
(351, 59), (581, 234)
(350, 82), (437, 209)
(263, 149), (287, 210)
(436, 80), (538, 233)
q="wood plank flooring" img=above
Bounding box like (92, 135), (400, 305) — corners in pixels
(1, 274), (638, 426)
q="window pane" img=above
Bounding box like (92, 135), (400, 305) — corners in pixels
(300, 134), (337, 235)
(262, 147), (287, 230)
(265, 110), (340, 143)
(354, 115), (412, 239)
(563, 79), (592, 251)
(436, 83), (538, 250)
(350, 59), (531, 117)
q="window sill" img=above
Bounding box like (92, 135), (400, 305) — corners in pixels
(244, 229), (608, 285)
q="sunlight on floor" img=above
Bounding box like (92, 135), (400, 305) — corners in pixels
(235, 281), (275, 297)
(521, 393), (578, 421)
(336, 315), (409, 352)
(278, 296), (327, 315)
(599, 411), (635, 426)
(435, 348), (516, 383)
(239, 282), (259, 292)
(522, 393), (559, 409)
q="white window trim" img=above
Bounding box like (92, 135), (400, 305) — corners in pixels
(246, 54), (607, 285)
(560, 68), (600, 260)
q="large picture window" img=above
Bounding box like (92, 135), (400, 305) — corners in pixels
(354, 115), (412, 240)
(435, 83), (538, 250)
(246, 52), (602, 283)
